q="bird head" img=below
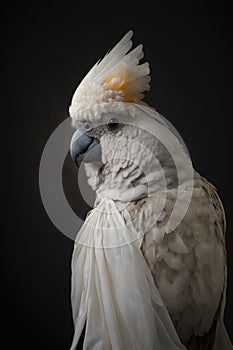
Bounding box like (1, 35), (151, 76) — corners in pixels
(69, 31), (192, 202)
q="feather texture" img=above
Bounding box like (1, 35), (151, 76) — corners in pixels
(69, 30), (151, 121)
(121, 177), (231, 349)
(69, 30), (232, 350)
(83, 118), (232, 349)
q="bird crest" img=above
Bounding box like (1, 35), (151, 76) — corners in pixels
(69, 30), (151, 121)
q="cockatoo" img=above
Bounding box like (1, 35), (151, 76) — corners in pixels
(69, 31), (232, 349)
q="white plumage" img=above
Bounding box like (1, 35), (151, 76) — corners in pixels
(69, 31), (232, 349)
(69, 30), (150, 121)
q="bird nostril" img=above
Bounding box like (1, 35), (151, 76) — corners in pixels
(84, 122), (92, 131)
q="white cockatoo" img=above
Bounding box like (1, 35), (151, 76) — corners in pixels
(69, 31), (232, 350)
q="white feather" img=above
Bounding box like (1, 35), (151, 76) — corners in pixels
(70, 30), (152, 121)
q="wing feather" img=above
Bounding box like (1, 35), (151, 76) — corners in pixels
(122, 175), (229, 348)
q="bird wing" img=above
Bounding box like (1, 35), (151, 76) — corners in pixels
(122, 176), (231, 348)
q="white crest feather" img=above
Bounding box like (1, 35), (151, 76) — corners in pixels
(69, 30), (151, 121)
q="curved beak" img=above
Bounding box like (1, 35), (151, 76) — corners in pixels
(70, 129), (102, 166)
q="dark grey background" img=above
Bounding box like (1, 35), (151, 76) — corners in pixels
(3, 2), (232, 349)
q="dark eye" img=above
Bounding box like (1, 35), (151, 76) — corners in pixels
(84, 122), (92, 131)
(107, 118), (119, 131)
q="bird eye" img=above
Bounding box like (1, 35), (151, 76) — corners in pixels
(84, 122), (92, 131)
(107, 118), (119, 131)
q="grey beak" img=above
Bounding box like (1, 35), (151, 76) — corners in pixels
(70, 129), (102, 165)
